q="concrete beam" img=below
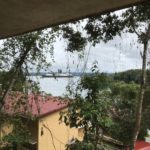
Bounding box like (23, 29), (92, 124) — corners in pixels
(0, 0), (148, 39)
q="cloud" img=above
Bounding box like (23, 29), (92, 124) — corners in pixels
(49, 33), (142, 73)
(0, 32), (143, 73)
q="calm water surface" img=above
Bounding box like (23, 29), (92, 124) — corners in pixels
(31, 76), (80, 96)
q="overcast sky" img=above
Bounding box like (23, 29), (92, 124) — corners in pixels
(49, 32), (143, 73)
(0, 31), (144, 73)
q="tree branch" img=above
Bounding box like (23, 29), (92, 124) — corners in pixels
(43, 124), (57, 150)
(0, 47), (31, 111)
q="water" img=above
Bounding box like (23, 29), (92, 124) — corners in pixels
(31, 76), (80, 96)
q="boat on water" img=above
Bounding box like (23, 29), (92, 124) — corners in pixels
(42, 73), (73, 78)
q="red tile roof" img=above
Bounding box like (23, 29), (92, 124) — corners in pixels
(135, 141), (150, 150)
(3, 92), (68, 118)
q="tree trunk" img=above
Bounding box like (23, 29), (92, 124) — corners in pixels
(0, 47), (31, 111)
(131, 24), (150, 150)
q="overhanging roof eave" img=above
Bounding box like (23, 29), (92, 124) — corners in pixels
(0, 0), (148, 39)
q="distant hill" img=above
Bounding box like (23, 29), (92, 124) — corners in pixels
(113, 69), (150, 84)
(28, 69), (150, 85)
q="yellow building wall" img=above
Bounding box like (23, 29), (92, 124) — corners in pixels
(0, 122), (13, 140)
(38, 109), (83, 150)
(0, 122), (13, 148)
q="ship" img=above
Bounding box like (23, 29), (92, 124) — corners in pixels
(42, 69), (74, 78)
(42, 72), (73, 78)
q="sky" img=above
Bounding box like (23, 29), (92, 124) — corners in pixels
(45, 9), (145, 73)
(49, 32), (142, 73)
(0, 27), (144, 74)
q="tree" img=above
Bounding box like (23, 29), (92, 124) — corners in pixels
(0, 24), (87, 148)
(122, 6), (150, 149)
(113, 69), (142, 84)
(0, 2), (149, 149)
(0, 24), (87, 108)
(0, 30), (56, 105)
(0, 31), (56, 149)
(1, 116), (32, 150)
(0, 70), (26, 92)
(80, 3), (150, 149)
(109, 81), (139, 145)
(55, 6), (149, 149)
(61, 66), (113, 150)
(111, 70), (150, 143)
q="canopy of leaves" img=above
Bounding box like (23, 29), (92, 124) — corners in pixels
(60, 67), (113, 149)
(113, 69), (142, 84)
(61, 68), (150, 149)
(1, 117), (32, 150)
(0, 70), (26, 92)
(108, 81), (139, 145)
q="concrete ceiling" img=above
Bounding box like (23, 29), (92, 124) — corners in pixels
(0, 0), (148, 39)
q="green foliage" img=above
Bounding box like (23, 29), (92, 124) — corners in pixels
(108, 82), (139, 145)
(113, 69), (142, 84)
(122, 4), (150, 44)
(85, 13), (123, 45)
(139, 86), (150, 139)
(61, 68), (150, 148)
(0, 30), (57, 149)
(0, 31), (55, 72)
(54, 3), (150, 49)
(1, 117), (32, 150)
(61, 66), (113, 149)
(0, 70), (26, 92)
(61, 25), (87, 52)
(85, 3), (150, 45)
(108, 70), (150, 144)
(66, 140), (94, 150)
